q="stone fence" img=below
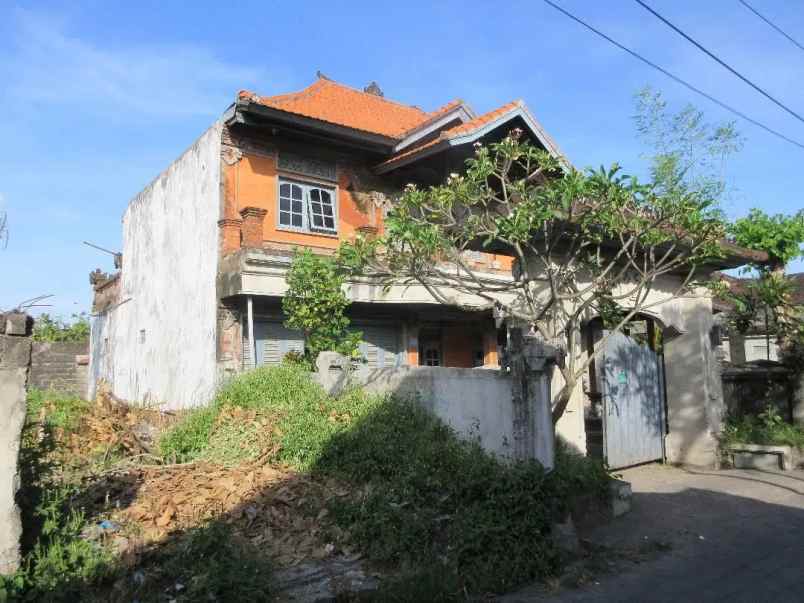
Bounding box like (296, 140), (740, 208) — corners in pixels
(29, 341), (89, 396)
(0, 312), (32, 574)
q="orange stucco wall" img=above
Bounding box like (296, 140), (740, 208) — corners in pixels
(222, 152), (381, 250)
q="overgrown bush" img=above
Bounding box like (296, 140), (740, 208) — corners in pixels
(282, 248), (362, 361)
(317, 400), (609, 595)
(722, 405), (804, 449)
(161, 365), (612, 596)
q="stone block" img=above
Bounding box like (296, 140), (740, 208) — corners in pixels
(609, 479), (632, 518)
(0, 336), (32, 369)
(727, 443), (793, 471)
(314, 351), (351, 397)
(733, 452), (782, 471)
(4, 313), (29, 337)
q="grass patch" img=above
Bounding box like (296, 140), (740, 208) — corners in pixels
(25, 388), (90, 433)
(159, 364), (375, 469)
(722, 405), (804, 449)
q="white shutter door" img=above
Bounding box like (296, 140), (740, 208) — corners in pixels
(243, 321), (305, 368)
(262, 322), (305, 365)
(358, 325), (401, 368)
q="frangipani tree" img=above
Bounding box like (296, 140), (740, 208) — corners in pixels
(340, 132), (727, 424)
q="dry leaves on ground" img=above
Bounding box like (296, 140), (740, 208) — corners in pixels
(107, 459), (351, 568)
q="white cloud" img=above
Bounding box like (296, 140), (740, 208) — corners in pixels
(2, 9), (270, 118)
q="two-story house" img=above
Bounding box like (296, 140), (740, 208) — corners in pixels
(89, 75), (769, 468)
(89, 75), (562, 408)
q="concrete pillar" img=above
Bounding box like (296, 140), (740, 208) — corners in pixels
(662, 296), (725, 468)
(728, 329), (746, 365)
(509, 328), (555, 470)
(0, 312), (32, 575)
(239, 207), (267, 249)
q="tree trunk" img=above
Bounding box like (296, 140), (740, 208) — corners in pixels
(728, 329), (746, 365)
(551, 385), (573, 425)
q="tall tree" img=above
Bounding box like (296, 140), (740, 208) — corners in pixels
(634, 86), (743, 205)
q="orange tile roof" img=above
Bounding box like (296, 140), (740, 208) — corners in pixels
(443, 100), (522, 137)
(378, 100), (523, 169)
(239, 79), (458, 139)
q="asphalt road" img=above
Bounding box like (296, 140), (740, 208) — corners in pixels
(502, 464), (804, 602)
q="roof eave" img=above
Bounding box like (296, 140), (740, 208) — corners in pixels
(231, 99), (399, 153)
(393, 103), (476, 153)
(376, 103), (572, 174)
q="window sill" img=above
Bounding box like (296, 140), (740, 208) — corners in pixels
(276, 226), (339, 239)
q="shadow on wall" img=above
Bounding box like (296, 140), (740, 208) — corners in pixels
(319, 362), (530, 461)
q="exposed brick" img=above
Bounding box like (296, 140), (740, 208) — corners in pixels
(240, 207), (268, 249)
(218, 218), (243, 256)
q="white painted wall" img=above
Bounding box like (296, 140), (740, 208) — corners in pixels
(90, 123), (222, 408)
(318, 364), (554, 467)
(358, 366), (516, 458)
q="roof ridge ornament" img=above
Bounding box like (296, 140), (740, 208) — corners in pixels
(363, 81), (384, 97)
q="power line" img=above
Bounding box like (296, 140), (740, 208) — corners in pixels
(739, 0), (804, 53)
(635, 0), (804, 125)
(541, 0), (804, 150)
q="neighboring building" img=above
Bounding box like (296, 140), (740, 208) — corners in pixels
(714, 273), (804, 364)
(89, 75), (764, 468)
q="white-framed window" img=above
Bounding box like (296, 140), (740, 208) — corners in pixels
(278, 178), (337, 234)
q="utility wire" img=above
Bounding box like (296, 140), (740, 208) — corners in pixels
(541, 0), (804, 150)
(635, 0), (804, 125)
(739, 0), (804, 53)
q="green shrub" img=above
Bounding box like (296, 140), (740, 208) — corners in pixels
(0, 486), (113, 602)
(316, 400), (609, 594)
(722, 405), (804, 448)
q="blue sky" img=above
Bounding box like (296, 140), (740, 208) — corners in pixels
(1, 0), (802, 316)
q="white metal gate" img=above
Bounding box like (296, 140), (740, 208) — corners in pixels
(601, 331), (665, 468)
